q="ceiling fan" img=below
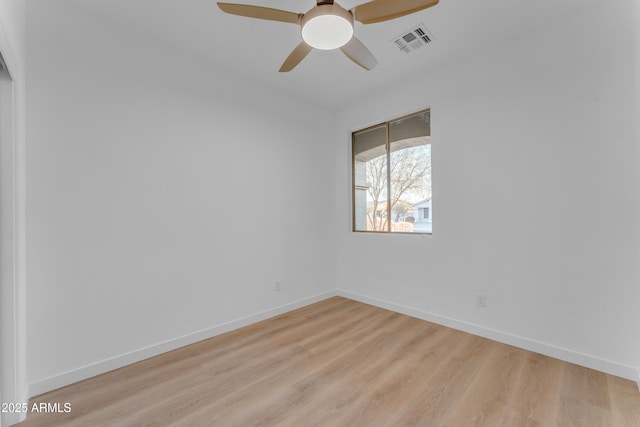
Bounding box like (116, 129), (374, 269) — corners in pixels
(217, 0), (439, 72)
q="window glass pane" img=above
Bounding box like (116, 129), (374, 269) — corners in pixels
(388, 111), (431, 233)
(353, 125), (388, 232)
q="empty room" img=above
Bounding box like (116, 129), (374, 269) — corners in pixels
(1, 0), (640, 425)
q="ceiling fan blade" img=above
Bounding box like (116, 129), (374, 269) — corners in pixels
(351, 0), (438, 25)
(217, 3), (302, 24)
(279, 42), (313, 72)
(340, 37), (378, 70)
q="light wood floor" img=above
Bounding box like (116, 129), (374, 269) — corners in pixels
(18, 297), (640, 426)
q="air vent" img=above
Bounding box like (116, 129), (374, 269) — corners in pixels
(392, 24), (434, 54)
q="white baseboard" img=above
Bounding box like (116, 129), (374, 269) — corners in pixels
(337, 290), (639, 383)
(29, 291), (337, 398)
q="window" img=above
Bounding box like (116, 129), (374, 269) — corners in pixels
(352, 109), (431, 234)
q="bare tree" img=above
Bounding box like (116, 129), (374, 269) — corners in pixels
(389, 145), (431, 210)
(365, 155), (387, 231)
(365, 144), (431, 231)
(392, 200), (413, 222)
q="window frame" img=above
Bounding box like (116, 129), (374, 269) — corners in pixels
(351, 108), (431, 235)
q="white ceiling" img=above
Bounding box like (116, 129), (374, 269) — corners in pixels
(69, 0), (597, 109)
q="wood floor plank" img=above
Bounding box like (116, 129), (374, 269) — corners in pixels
(501, 352), (564, 427)
(608, 375), (640, 427)
(559, 363), (613, 426)
(265, 319), (440, 427)
(440, 342), (529, 426)
(387, 333), (494, 427)
(17, 297), (640, 427)
(328, 326), (456, 427)
(171, 309), (408, 426)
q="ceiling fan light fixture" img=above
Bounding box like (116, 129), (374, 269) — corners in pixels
(301, 4), (354, 50)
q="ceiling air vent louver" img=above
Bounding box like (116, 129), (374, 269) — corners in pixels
(392, 24), (434, 54)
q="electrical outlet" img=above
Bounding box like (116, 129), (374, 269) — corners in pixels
(275, 281), (282, 292)
(476, 294), (487, 308)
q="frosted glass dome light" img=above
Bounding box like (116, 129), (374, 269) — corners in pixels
(301, 5), (354, 50)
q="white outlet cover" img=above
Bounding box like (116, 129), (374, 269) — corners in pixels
(476, 295), (487, 308)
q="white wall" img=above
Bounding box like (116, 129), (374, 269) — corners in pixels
(0, 0), (27, 425)
(22, 0), (640, 400)
(26, 2), (336, 394)
(336, 0), (640, 380)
